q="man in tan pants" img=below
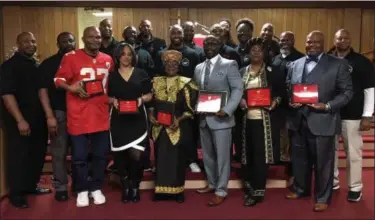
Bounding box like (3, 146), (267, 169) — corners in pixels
(329, 29), (374, 202)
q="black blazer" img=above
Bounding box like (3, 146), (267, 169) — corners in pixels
(286, 53), (353, 136)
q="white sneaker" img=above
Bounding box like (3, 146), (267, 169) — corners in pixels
(90, 190), (106, 205)
(189, 162), (201, 173)
(76, 191), (89, 207)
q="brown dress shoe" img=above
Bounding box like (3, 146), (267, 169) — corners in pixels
(313, 203), (328, 212)
(208, 195), (225, 206)
(196, 186), (215, 194)
(285, 192), (299, 199)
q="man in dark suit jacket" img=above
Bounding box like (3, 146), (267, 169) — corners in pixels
(285, 31), (353, 212)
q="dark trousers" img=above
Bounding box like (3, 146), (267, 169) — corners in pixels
(50, 110), (69, 192)
(5, 119), (48, 197)
(70, 131), (109, 193)
(243, 119), (268, 197)
(291, 118), (335, 204)
(186, 117), (199, 164)
(232, 108), (244, 160)
(142, 131), (152, 168)
(115, 147), (144, 188)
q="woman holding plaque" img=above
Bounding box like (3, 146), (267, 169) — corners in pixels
(149, 50), (198, 203)
(238, 37), (286, 207)
(107, 43), (152, 203)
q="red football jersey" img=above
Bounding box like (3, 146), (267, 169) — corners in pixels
(54, 49), (114, 135)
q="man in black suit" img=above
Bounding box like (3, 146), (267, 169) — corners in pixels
(272, 31), (304, 185)
(285, 31), (353, 212)
(260, 23), (280, 62)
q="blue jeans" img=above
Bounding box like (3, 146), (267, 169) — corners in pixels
(71, 131), (109, 193)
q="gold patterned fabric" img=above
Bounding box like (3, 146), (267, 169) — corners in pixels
(151, 76), (197, 145)
(161, 50), (183, 63)
(155, 185), (185, 194)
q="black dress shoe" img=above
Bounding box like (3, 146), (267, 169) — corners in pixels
(9, 195), (29, 209)
(175, 193), (185, 203)
(121, 189), (130, 203)
(55, 191), (68, 201)
(244, 196), (263, 207)
(27, 187), (52, 195)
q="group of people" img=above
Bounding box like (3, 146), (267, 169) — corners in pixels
(0, 16), (374, 214)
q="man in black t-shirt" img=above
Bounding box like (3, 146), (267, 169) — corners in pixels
(329, 29), (375, 202)
(99, 19), (119, 57)
(182, 21), (206, 62)
(39, 32), (76, 202)
(0, 32), (57, 208)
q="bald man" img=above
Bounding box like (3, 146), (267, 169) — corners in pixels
(54, 26), (114, 207)
(136, 19), (167, 62)
(0, 32), (56, 208)
(99, 19), (119, 56)
(328, 29), (375, 202)
(182, 21), (206, 62)
(285, 31), (353, 212)
(260, 23), (280, 61)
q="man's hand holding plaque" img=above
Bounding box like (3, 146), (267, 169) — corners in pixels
(292, 84), (318, 104)
(68, 81), (89, 99)
(81, 79), (104, 97)
(246, 87), (271, 107)
(196, 91), (228, 114)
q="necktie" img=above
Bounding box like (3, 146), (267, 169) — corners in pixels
(203, 60), (211, 89)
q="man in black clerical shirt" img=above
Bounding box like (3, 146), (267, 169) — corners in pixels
(122, 26), (155, 78)
(155, 24), (200, 78)
(182, 21), (206, 62)
(235, 18), (255, 69)
(39, 32), (76, 202)
(99, 19), (119, 56)
(272, 31), (304, 185)
(210, 24), (241, 67)
(0, 32), (57, 208)
(260, 23), (280, 62)
(136, 19), (167, 62)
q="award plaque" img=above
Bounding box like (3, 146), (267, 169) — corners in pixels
(82, 80), (104, 97)
(155, 100), (175, 126)
(292, 84), (319, 104)
(246, 87), (271, 107)
(118, 100), (138, 114)
(196, 90), (228, 113)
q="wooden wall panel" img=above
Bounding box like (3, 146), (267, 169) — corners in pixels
(2, 6), (78, 62)
(183, 8), (373, 53)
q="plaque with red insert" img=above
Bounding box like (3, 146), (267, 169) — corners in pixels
(156, 100), (175, 126)
(292, 84), (319, 104)
(246, 87), (271, 107)
(82, 79), (104, 97)
(196, 90), (228, 113)
(118, 100), (138, 114)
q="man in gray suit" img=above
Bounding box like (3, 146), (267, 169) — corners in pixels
(193, 35), (243, 206)
(285, 31), (353, 212)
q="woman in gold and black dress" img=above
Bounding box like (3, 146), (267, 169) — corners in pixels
(149, 50), (198, 203)
(239, 37), (286, 207)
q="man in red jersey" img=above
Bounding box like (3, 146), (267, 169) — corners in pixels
(54, 26), (113, 207)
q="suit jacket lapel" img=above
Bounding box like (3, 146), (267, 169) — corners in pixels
(306, 53), (328, 84)
(294, 57), (306, 83)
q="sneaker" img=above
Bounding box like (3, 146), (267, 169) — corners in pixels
(189, 162), (201, 173)
(76, 191), (89, 207)
(90, 190), (106, 205)
(347, 191), (362, 202)
(333, 184), (340, 191)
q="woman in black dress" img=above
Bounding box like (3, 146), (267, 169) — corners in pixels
(149, 50), (198, 203)
(239, 38), (286, 207)
(108, 43), (152, 203)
